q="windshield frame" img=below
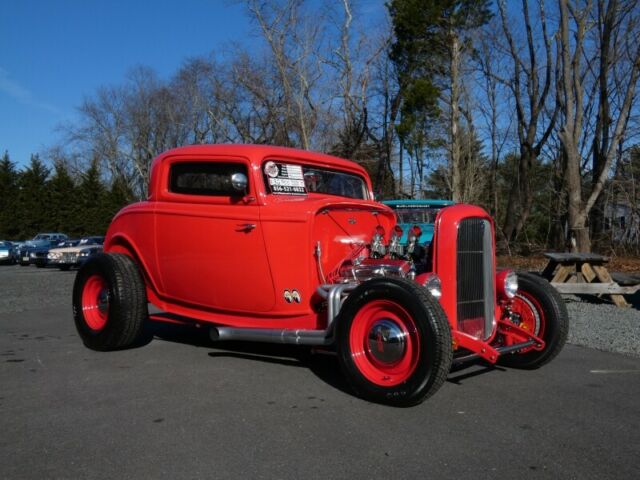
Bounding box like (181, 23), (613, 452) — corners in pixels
(262, 160), (370, 200)
(391, 206), (444, 225)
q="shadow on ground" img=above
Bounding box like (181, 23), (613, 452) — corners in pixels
(149, 321), (352, 396)
(147, 321), (499, 398)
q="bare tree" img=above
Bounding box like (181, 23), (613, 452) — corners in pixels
(557, 0), (640, 252)
(497, 0), (558, 245)
(589, 0), (640, 246)
(244, 0), (324, 149)
(474, 18), (515, 220)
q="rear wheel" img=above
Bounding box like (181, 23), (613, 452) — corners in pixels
(499, 272), (569, 369)
(336, 278), (452, 407)
(73, 253), (148, 351)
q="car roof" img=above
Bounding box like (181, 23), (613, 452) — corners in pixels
(148, 144), (372, 200)
(382, 199), (455, 207)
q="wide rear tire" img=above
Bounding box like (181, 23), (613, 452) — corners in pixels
(73, 253), (148, 351)
(499, 272), (569, 369)
(336, 278), (452, 407)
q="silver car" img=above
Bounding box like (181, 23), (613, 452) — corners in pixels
(0, 241), (17, 265)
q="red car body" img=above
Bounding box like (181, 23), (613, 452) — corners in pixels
(74, 144), (568, 406)
(105, 145), (393, 326)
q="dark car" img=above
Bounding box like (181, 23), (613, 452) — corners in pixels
(18, 233), (69, 267)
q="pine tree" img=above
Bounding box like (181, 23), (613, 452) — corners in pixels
(0, 151), (20, 238)
(388, 0), (492, 200)
(16, 154), (50, 239)
(75, 160), (108, 236)
(105, 175), (134, 223)
(47, 161), (77, 235)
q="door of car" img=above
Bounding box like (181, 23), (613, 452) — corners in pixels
(154, 159), (276, 312)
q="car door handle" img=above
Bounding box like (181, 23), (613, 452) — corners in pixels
(236, 223), (256, 232)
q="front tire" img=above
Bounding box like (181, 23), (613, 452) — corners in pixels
(73, 253), (148, 351)
(336, 278), (452, 407)
(499, 272), (569, 369)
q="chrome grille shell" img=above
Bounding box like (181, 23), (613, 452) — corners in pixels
(456, 218), (495, 340)
(431, 205), (497, 341)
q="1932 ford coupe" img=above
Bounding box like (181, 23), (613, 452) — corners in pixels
(73, 145), (568, 406)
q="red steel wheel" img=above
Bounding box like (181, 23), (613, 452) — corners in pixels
(81, 274), (110, 331)
(349, 299), (420, 387)
(73, 253), (148, 351)
(510, 291), (546, 353)
(337, 278), (452, 407)
(499, 273), (569, 369)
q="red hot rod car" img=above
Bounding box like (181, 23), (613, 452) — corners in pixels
(73, 145), (568, 406)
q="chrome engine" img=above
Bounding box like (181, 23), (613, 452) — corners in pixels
(337, 258), (415, 283)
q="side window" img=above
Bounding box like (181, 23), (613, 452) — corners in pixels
(169, 162), (248, 196)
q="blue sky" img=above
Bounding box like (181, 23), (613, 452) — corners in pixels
(1, 1), (387, 168)
(0, 0), (257, 167)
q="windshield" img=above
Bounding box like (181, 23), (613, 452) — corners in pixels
(393, 207), (443, 224)
(263, 160), (368, 200)
(80, 237), (104, 245)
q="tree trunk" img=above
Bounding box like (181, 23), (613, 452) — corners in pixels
(449, 31), (462, 203)
(564, 141), (591, 252)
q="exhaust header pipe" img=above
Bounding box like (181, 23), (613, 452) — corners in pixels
(210, 327), (331, 346)
(209, 283), (358, 347)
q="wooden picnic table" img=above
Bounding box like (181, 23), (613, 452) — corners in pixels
(541, 252), (640, 307)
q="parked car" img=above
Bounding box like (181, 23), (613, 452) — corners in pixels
(73, 145), (568, 406)
(48, 236), (104, 270)
(383, 199), (455, 244)
(18, 233), (69, 266)
(0, 241), (16, 265)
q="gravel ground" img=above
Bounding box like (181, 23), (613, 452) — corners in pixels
(565, 295), (640, 357)
(1, 264), (638, 358)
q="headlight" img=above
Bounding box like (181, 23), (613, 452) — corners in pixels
(497, 270), (518, 299)
(417, 272), (442, 299)
(504, 271), (518, 298)
(78, 250), (91, 257)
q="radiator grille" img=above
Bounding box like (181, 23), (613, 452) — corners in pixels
(456, 218), (494, 339)
(62, 252), (78, 263)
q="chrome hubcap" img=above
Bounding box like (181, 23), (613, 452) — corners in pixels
(367, 319), (407, 365)
(97, 289), (109, 313)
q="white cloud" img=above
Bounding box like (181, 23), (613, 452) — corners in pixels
(0, 67), (61, 114)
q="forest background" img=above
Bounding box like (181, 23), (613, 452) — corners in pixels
(1, 0), (639, 255)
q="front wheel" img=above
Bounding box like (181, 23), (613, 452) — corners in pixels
(499, 272), (569, 369)
(336, 278), (452, 407)
(73, 253), (148, 351)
